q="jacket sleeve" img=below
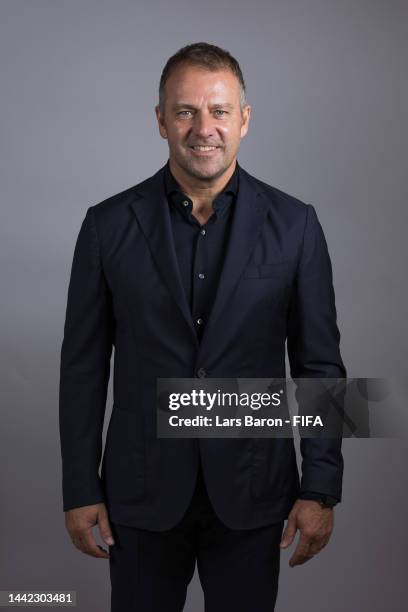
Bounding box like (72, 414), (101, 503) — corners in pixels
(287, 204), (346, 501)
(59, 206), (114, 511)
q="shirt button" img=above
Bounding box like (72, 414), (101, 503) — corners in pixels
(196, 317), (204, 325)
(197, 367), (207, 378)
(182, 200), (189, 207)
(198, 273), (205, 280)
(200, 228), (206, 236)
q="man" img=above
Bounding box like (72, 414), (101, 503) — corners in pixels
(59, 42), (346, 611)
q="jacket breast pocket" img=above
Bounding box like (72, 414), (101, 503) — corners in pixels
(243, 262), (293, 279)
(102, 408), (145, 504)
(242, 262), (294, 309)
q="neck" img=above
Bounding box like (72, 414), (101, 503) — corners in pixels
(168, 158), (237, 206)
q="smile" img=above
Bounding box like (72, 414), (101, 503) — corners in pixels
(189, 145), (221, 156)
(190, 145), (219, 151)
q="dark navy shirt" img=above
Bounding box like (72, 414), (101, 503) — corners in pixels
(164, 159), (239, 342)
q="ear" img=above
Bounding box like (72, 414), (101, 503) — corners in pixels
(155, 105), (168, 139)
(240, 104), (252, 139)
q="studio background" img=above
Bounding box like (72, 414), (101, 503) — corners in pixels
(1, 0), (407, 610)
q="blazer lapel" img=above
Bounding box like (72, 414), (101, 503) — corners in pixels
(129, 165), (198, 345)
(198, 166), (269, 350)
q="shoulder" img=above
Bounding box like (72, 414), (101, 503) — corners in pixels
(90, 166), (164, 217)
(82, 166), (166, 248)
(239, 165), (310, 219)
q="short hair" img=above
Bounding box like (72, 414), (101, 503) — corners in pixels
(158, 42), (247, 113)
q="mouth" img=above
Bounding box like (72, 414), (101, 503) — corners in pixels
(188, 145), (222, 156)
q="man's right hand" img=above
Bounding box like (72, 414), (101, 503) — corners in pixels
(65, 502), (114, 558)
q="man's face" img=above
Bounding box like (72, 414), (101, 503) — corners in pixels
(155, 65), (251, 181)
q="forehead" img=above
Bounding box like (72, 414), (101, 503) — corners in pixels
(165, 65), (240, 103)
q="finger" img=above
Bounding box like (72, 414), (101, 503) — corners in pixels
(97, 508), (115, 547)
(75, 529), (110, 558)
(291, 526), (333, 564)
(290, 550), (315, 567)
(308, 533), (331, 556)
(280, 516), (297, 548)
(289, 534), (314, 567)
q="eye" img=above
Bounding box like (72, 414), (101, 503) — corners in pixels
(214, 109), (228, 116)
(177, 110), (193, 117)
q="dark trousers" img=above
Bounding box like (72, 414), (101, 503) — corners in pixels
(109, 460), (284, 612)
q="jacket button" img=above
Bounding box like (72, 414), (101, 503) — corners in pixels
(196, 367), (207, 378)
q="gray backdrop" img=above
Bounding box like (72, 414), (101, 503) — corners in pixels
(1, 0), (407, 610)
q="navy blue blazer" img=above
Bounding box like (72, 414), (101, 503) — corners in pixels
(59, 161), (346, 529)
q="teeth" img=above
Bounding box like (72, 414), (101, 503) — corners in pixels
(192, 146), (218, 151)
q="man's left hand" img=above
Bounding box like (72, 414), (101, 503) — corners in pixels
(280, 499), (334, 567)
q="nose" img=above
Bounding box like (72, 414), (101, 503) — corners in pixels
(192, 111), (214, 140)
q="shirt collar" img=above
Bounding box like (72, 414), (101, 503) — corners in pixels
(164, 159), (239, 217)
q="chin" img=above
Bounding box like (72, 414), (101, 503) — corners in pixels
(190, 167), (222, 180)
(182, 159), (230, 181)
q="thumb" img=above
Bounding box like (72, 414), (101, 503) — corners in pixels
(97, 506), (115, 546)
(280, 514), (297, 549)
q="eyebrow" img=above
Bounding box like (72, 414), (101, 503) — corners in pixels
(171, 102), (235, 110)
